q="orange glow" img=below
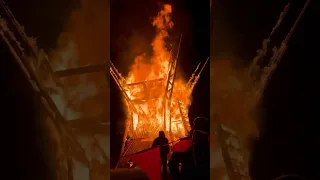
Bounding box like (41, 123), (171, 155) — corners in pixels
(123, 4), (191, 140)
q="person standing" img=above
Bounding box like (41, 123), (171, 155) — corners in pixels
(169, 117), (210, 179)
(152, 131), (170, 175)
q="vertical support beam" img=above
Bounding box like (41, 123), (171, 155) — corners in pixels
(163, 34), (182, 133)
(178, 101), (190, 135)
(163, 101), (167, 131)
(142, 82), (148, 99)
(131, 111), (134, 133)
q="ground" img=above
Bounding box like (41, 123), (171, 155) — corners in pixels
(110, 168), (172, 180)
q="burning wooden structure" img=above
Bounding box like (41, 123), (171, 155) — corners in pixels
(111, 4), (209, 168)
(111, 43), (209, 167)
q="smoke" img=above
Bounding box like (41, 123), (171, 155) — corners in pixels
(210, 57), (261, 178)
(44, 1), (111, 177)
(211, 57), (258, 146)
(49, 0), (110, 121)
(127, 4), (174, 83)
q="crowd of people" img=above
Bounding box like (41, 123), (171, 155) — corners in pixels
(151, 117), (210, 180)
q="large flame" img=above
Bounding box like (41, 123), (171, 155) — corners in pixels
(124, 4), (191, 140)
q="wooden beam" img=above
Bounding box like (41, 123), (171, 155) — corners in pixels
(127, 78), (163, 86)
(67, 116), (109, 135)
(55, 63), (107, 77)
(130, 95), (161, 103)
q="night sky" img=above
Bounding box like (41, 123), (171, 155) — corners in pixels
(3, 0), (79, 50)
(110, 0), (210, 167)
(212, 0), (320, 179)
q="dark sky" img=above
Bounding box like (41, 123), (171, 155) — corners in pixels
(3, 0), (78, 50)
(110, 0), (210, 167)
(212, 0), (320, 179)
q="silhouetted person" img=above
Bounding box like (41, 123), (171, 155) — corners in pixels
(168, 151), (183, 179)
(191, 129), (210, 179)
(124, 135), (131, 149)
(192, 117), (210, 133)
(152, 131), (169, 175)
(188, 117), (210, 178)
(169, 134), (192, 180)
(169, 117), (210, 179)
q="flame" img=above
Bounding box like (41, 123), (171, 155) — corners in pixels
(123, 4), (191, 140)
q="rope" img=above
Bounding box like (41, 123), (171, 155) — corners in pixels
(119, 139), (182, 159)
(119, 130), (209, 159)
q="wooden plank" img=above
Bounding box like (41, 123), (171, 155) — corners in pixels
(68, 116), (109, 134)
(127, 78), (163, 86)
(55, 63), (107, 77)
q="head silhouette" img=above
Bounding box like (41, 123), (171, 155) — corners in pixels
(159, 131), (165, 138)
(193, 117), (209, 133)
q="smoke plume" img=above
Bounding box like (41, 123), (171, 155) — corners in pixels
(49, 0), (110, 121)
(211, 57), (258, 148)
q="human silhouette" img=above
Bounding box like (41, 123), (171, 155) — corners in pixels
(152, 131), (170, 175)
(169, 117), (210, 179)
(169, 136), (191, 179)
(191, 129), (210, 179)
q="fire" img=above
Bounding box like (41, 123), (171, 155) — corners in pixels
(123, 4), (191, 140)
